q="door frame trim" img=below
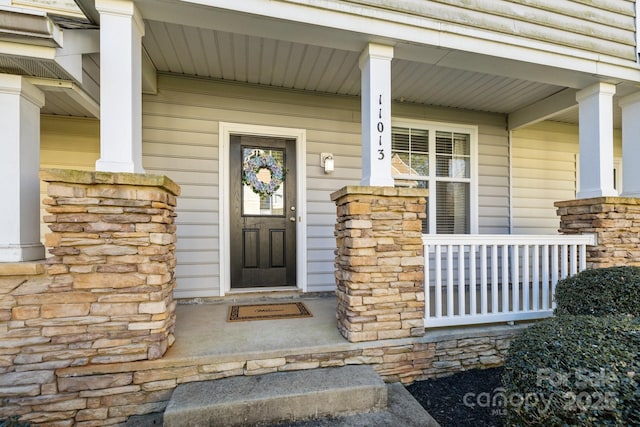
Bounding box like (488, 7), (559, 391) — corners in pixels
(218, 122), (307, 296)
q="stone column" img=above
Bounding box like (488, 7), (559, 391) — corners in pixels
(40, 169), (180, 361)
(555, 197), (640, 269)
(0, 75), (45, 262)
(575, 83), (617, 199)
(331, 186), (428, 343)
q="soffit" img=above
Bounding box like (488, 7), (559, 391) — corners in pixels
(143, 20), (567, 116)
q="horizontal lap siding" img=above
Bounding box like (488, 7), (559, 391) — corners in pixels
(146, 75), (510, 297)
(38, 77), (509, 297)
(39, 116), (100, 243)
(144, 75), (362, 297)
(511, 121), (622, 235)
(347, 0), (637, 61)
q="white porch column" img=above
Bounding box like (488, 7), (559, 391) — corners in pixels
(575, 83), (617, 199)
(95, 0), (145, 173)
(359, 43), (394, 186)
(0, 75), (45, 262)
(618, 92), (640, 196)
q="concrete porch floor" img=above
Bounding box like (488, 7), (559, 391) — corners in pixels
(165, 293), (355, 362)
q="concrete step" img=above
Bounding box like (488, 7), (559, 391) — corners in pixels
(163, 365), (388, 427)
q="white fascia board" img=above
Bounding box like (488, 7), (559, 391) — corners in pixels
(0, 40), (56, 59)
(27, 76), (99, 117)
(508, 88), (579, 130)
(167, 0), (640, 86)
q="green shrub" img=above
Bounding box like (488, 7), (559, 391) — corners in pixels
(0, 418), (30, 427)
(502, 315), (640, 426)
(555, 266), (640, 317)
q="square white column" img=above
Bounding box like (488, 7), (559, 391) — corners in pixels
(575, 83), (617, 199)
(95, 0), (145, 173)
(0, 75), (45, 262)
(359, 43), (394, 187)
(618, 92), (640, 197)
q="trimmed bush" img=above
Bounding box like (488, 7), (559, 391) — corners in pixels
(555, 266), (640, 317)
(0, 418), (30, 427)
(502, 315), (640, 426)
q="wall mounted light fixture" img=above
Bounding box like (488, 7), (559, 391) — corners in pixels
(320, 153), (334, 174)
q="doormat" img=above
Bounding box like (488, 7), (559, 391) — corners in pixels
(227, 302), (313, 322)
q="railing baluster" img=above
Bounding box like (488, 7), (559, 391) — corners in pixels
(532, 245), (540, 311)
(502, 245), (509, 314)
(458, 244), (465, 316)
(435, 244), (442, 318)
(579, 243), (586, 271)
(542, 244), (550, 310)
(491, 244), (498, 313)
(512, 245), (519, 312)
(561, 244), (568, 279)
(425, 244), (430, 321)
(470, 244), (477, 316)
(552, 245), (559, 309)
(570, 244), (577, 276)
(480, 244), (487, 315)
(447, 244), (454, 318)
(523, 244), (529, 312)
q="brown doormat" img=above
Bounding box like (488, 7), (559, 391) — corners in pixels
(227, 302), (313, 322)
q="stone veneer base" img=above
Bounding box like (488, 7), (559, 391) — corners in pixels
(555, 196), (640, 268)
(0, 168), (181, 425)
(0, 317), (521, 425)
(332, 186), (429, 342)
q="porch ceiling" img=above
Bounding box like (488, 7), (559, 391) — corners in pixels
(143, 20), (566, 116)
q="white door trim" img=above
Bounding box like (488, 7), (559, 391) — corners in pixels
(218, 122), (307, 296)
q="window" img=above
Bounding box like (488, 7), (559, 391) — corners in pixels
(392, 121), (477, 234)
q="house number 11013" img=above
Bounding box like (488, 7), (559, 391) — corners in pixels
(377, 94), (385, 160)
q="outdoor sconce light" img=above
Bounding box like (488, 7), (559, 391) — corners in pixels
(321, 153), (334, 174)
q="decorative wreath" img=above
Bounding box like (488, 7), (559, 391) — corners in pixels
(242, 151), (287, 199)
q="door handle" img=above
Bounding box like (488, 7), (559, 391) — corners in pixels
(289, 217), (296, 222)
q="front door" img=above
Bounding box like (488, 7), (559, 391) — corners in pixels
(230, 135), (296, 288)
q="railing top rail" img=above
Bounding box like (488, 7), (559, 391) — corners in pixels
(422, 234), (597, 246)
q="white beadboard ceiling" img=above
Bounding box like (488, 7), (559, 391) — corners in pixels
(143, 20), (569, 116)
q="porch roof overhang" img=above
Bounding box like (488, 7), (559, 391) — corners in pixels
(0, 5), (99, 118)
(114, 0), (640, 129)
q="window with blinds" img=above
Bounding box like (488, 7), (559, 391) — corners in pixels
(391, 123), (475, 234)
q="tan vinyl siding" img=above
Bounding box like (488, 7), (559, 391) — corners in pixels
(346, 0), (637, 61)
(143, 74), (362, 297)
(511, 121), (622, 235)
(143, 74), (510, 298)
(39, 115), (100, 243)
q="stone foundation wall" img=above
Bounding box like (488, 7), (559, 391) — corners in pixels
(555, 197), (640, 268)
(331, 186), (428, 342)
(0, 169), (180, 425)
(1, 322), (520, 425)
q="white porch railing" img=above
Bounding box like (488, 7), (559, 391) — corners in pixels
(423, 234), (596, 328)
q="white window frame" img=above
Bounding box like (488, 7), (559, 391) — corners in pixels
(391, 119), (479, 234)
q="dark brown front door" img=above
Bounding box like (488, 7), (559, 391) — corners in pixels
(230, 135), (296, 288)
